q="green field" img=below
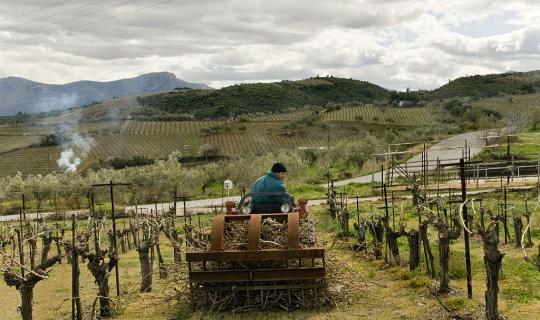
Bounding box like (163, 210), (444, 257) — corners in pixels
(475, 130), (540, 161)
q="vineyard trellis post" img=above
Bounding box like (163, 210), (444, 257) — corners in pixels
(171, 187), (182, 263)
(507, 135), (511, 184)
(459, 158), (473, 299)
(92, 180), (131, 297)
(524, 200), (533, 247)
(503, 186), (509, 244)
(70, 213), (82, 320)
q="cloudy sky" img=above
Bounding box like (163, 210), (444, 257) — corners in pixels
(1, 0), (540, 90)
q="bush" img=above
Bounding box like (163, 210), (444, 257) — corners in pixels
(106, 157), (155, 169)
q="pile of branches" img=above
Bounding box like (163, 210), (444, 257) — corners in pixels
(221, 218), (317, 250)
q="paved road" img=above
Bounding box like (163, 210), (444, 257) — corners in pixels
(0, 130), (495, 222)
(331, 130), (489, 186)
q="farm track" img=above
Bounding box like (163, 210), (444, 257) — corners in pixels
(332, 130), (490, 186)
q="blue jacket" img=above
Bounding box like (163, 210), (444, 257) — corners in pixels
(250, 171), (291, 209)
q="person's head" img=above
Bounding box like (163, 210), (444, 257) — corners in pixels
(271, 162), (287, 180)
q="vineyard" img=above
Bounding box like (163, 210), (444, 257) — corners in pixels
(0, 146), (62, 176)
(0, 134), (40, 154)
(1, 159), (540, 319)
(320, 105), (437, 125)
(0, 105), (430, 176)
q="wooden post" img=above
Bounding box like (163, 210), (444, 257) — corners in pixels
(460, 158), (473, 299)
(525, 200), (533, 247)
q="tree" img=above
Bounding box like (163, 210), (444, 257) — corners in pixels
(530, 108), (540, 131)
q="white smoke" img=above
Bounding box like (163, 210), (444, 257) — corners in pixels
(57, 132), (96, 173)
(57, 148), (81, 173)
(35, 93), (80, 113)
(71, 133), (95, 156)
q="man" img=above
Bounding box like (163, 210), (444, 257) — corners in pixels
(250, 162), (293, 213)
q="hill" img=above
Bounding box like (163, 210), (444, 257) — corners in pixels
(0, 72), (211, 116)
(426, 70), (540, 99)
(136, 77), (391, 119)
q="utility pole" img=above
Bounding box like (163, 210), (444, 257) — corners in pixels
(92, 181), (131, 297)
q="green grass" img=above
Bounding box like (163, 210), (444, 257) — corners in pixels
(475, 131), (540, 160)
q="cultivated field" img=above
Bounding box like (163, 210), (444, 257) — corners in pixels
(0, 106), (431, 176)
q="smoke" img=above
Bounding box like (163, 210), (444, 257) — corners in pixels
(34, 92), (80, 113)
(56, 131), (96, 173)
(71, 133), (95, 155)
(57, 149), (81, 173)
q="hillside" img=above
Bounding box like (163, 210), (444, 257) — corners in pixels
(0, 105), (436, 176)
(136, 77), (391, 119)
(0, 72), (211, 116)
(427, 71), (540, 99)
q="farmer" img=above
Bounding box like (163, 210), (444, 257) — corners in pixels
(250, 162), (293, 213)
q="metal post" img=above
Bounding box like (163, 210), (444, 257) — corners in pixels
(16, 228), (24, 277)
(507, 135), (510, 184)
(459, 158), (473, 299)
(22, 193), (26, 220)
(109, 181), (120, 296)
(71, 213), (77, 320)
(391, 192), (395, 230)
(371, 156), (375, 183)
(355, 196), (360, 225)
(93, 182), (130, 297)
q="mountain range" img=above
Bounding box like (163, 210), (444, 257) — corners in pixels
(0, 72), (211, 115)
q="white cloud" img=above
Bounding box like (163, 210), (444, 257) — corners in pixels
(0, 0), (540, 90)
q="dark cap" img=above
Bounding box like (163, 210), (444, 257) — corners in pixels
(271, 162), (287, 173)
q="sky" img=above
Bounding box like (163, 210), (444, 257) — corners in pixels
(0, 0), (540, 90)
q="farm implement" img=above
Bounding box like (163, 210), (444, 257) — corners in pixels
(186, 193), (326, 310)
